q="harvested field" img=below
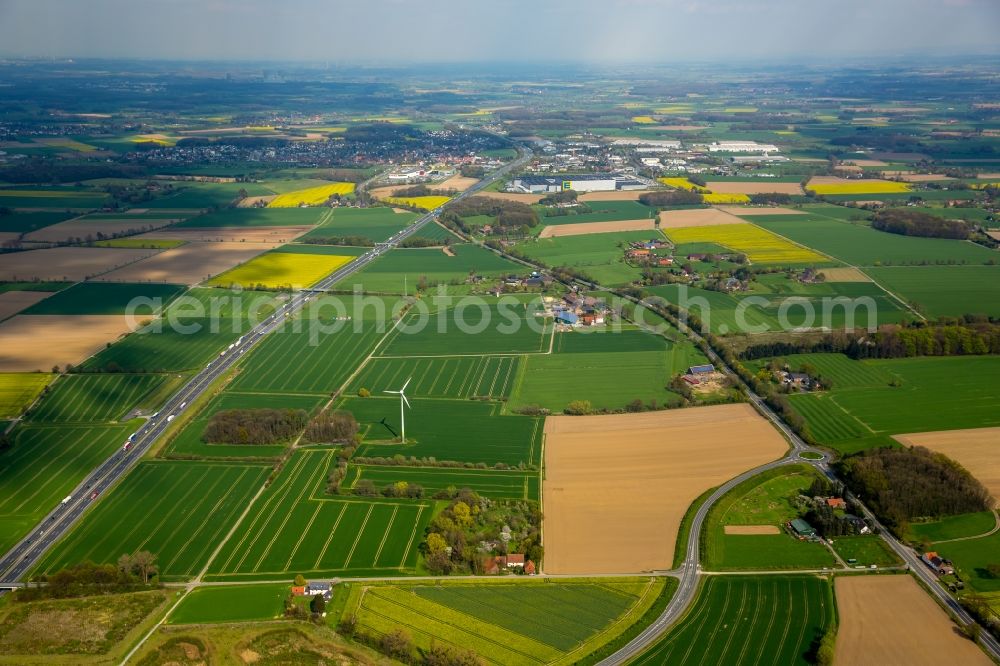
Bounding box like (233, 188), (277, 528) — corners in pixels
(538, 219), (657, 238)
(723, 525), (780, 535)
(844, 159), (889, 167)
(657, 208), (746, 229)
(833, 575), (991, 666)
(477, 192), (544, 204)
(543, 403), (788, 574)
(881, 172), (954, 182)
(237, 195), (277, 207)
(133, 226), (312, 243)
(893, 427), (1000, 503)
(437, 175), (479, 191)
(0, 246), (158, 281)
(577, 190), (657, 202)
(704, 181), (803, 195)
(988, 231), (1000, 242)
(0, 290), (54, 321)
(818, 267), (872, 282)
(714, 206), (804, 216)
(977, 173), (1000, 179)
(23, 218), (179, 243)
(96, 241), (275, 285)
(368, 184), (411, 198)
(0, 315), (134, 372)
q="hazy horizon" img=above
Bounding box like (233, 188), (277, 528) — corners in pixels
(1, 0), (998, 64)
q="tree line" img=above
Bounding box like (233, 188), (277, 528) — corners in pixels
(203, 408), (308, 445)
(835, 446), (992, 536)
(872, 209), (971, 240)
(440, 195), (538, 234)
(18, 553), (159, 601)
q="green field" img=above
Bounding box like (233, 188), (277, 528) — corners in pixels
(0, 211), (75, 233)
(343, 465), (539, 501)
(231, 318), (386, 395)
(298, 207), (418, 243)
(349, 354), (520, 400)
(633, 576), (833, 666)
(337, 244), (522, 294)
(751, 211), (997, 266)
(516, 230), (655, 286)
(0, 188), (110, 209)
(26, 373), (167, 423)
(168, 584), (288, 624)
(703, 465), (837, 570)
(934, 530), (1000, 593)
(349, 578), (667, 665)
(0, 373), (53, 418)
(770, 354), (1000, 453)
(0, 424), (128, 552)
(175, 207), (328, 227)
(536, 200), (655, 225)
(166, 391), (325, 459)
(509, 330), (702, 412)
(866, 265), (1000, 318)
(206, 449), (432, 580)
(143, 182), (272, 209)
(830, 536), (902, 567)
(22, 282), (184, 316)
(378, 302), (550, 356)
(348, 397), (542, 467)
(38, 461), (270, 580)
(909, 511), (998, 544)
(646, 282), (907, 334)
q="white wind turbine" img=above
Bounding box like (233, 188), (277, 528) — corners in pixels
(384, 377), (412, 443)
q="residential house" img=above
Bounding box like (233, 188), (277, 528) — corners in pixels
(921, 551), (954, 576)
(826, 498), (847, 510)
(306, 582), (332, 599)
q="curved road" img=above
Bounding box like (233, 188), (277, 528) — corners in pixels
(0, 145), (532, 586)
(595, 291), (1000, 664)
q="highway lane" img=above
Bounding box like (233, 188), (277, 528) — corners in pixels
(0, 146), (532, 585)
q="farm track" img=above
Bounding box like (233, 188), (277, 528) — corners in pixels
(0, 146), (534, 587)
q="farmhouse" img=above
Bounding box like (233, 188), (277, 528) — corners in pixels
(556, 311), (579, 325)
(921, 551), (954, 576)
(688, 364), (716, 376)
(826, 497), (847, 510)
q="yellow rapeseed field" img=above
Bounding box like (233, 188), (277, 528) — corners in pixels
(268, 182), (356, 207)
(665, 223), (826, 264)
(207, 251), (354, 289)
(385, 195), (451, 211)
(702, 193), (751, 204)
(806, 179), (912, 195)
(631, 116), (657, 124)
(657, 177), (707, 192)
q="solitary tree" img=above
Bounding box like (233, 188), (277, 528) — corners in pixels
(310, 593), (326, 615)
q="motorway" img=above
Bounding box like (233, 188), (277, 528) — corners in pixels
(0, 144), (532, 586)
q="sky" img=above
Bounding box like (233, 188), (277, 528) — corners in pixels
(0, 0), (998, 63)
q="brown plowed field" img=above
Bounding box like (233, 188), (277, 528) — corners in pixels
(438, 175), (479, 192)
(834, 575), (991, 666)
(714, 206), (804, 216)
(24, 218), (179, 243)
(96, 241), (275, 285)
(723, 525), (780, 535)
(0, 315), (135, 372)
(705, 181), (803, 195)
(0, 291), (55, 321)
(577, 190), (657, 202)
(657, 208), (746, 229)
(542, 404), (788, 574)
(0, 247), (158, 282)
(818, 267), (872, 282)
(135, 226), (312, 243)
(894, 427), (1000, 503)
(538, 219), (657, 238)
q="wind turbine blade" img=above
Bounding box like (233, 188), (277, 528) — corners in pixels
(401, 393), (411, 409)
(402, 377), (412, 392)
(384, 390), (399, 394)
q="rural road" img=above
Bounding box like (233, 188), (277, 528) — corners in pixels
(0, 144), (533, 587)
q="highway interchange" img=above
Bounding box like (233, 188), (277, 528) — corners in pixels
(0, 142), (997, 664)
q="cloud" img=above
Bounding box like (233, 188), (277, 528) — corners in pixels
(0, 0), (996, 62)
